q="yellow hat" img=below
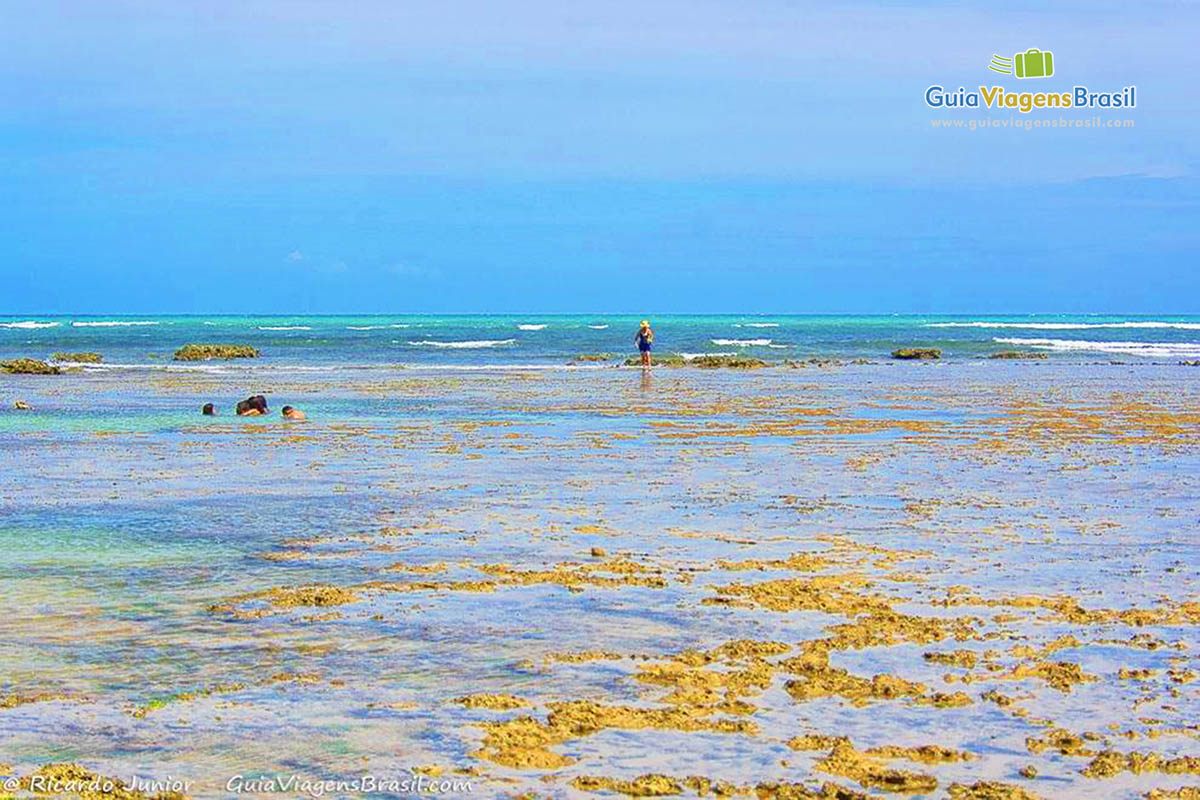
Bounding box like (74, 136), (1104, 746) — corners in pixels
(640, 320), (650, 327)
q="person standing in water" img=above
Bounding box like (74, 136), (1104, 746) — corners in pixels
(634, 320), (654, 368)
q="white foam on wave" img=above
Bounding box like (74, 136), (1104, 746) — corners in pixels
(517, 324), (547, 331)
(72, 320), (159, 327)
(679, 352), (736, 360)
(407, 338), (516, 349)
(347, 324), (409, 330)
(587, 324), (609, 330)
(0, 321), (59, 329)
(257, 325), (313, 331)
(930, 320), (1200, 330)
(734, 323), (780, 328)
(711, 338), (772, 346)
(993, 337), (1200, 358)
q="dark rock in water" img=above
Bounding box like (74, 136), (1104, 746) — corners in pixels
(1180, 360), (1200, 367)
(1, 358), (61, 375)
(621, 354), (767, 368)
(51, 351), (103, 363)
(622, 354), (687, 367)
(786, 358), (844, 368)
(989, 351), (1048, 360)
(892, 348), (941, 360)
(572, 353), (613, 363)
(174, 344), (260, 361)
(691, 355), (768, 369)
(13, 400), (32, 410)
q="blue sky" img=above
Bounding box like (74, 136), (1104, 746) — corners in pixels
(1, 0), (1196, 313)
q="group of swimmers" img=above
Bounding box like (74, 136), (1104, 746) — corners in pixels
(202, 394), (306, 420)
(195, 322), (655, 420)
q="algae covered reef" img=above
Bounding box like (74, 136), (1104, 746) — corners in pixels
(0, 364), (1198, 798)
(51, 352), (103, 363)
(891, 348), (942, 360)
(172, 343), (260, 361)
(621, 354), (769, 368)
(1, 358), (60, 374)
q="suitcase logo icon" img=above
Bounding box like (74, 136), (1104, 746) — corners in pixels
(989, 49), (1054, 79)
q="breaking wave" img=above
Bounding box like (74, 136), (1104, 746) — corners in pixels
(72, 320), (159, 327)
(257, 326), (313, 331)
(711, 338), (772, 346)
(407, 339), (516, 349)
(993, 337), (1200, 358)
(0, 321), (59, 329)
(930, 320), (1200, 330)
(517, 324), (547, 331)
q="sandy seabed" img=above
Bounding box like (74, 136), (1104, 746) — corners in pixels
(0, 362), (1197, 799)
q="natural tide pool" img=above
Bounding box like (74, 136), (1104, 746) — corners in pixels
(1, 362), (1198, 799)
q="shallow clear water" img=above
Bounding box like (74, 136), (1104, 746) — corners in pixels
(1, 362), (1198, 798)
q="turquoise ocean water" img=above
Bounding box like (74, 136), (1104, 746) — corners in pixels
(3, 313), (1200, 367)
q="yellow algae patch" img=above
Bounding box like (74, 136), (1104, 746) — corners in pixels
(999, 660), (1097, 693)
(779, 642), (940, 707)
(865, 745), (973, 764)
(1082, 751), (1200, 779)
(545, 650), (625, 663)
(946, 782), (1042, 799)
(822, 611), (981, 651)
(456, 694), (529, 710)
(1147, 789), (1200, 799)
(1010, 635), (1081, 661)
(707, 575), (888, 615)
(914, 692), (973, 708)
(714, 553), (832, 573)
(382, 561), (448, 575)
(0, 691), (73, 709)
(472, 700), (756, 770)
(813, 741), (937, 794)
(785, 665), (926, 707)
(1025, 728), (1096, 757)
(131, 683), (247, 718)
(570, 774), (683, 796)
(211, 584), (360, 617)
(267, 585), (358, 608)
(18, 763), (185, 800)
(790, 738), (970, 766)
(754, 781), (869, 799)
(1120, 668), (1159, 680)
(924, 650), (978, 669)
(267, 672), (323, 684)
(411, 765), (443, 776)
(789, 735), (851, 752)
(938, 594), (1200, 627)
(362, 579), (498, 594)
(633, 649), (776, 712)
(477, 560), (668, 591)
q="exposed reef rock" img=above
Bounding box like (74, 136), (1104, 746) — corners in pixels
(173, 344), (260, 361)
(1, 358), (60, 375)
(891, 349), (941, 360)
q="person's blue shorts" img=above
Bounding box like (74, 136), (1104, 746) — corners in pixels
(638, 342), (652, 352)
